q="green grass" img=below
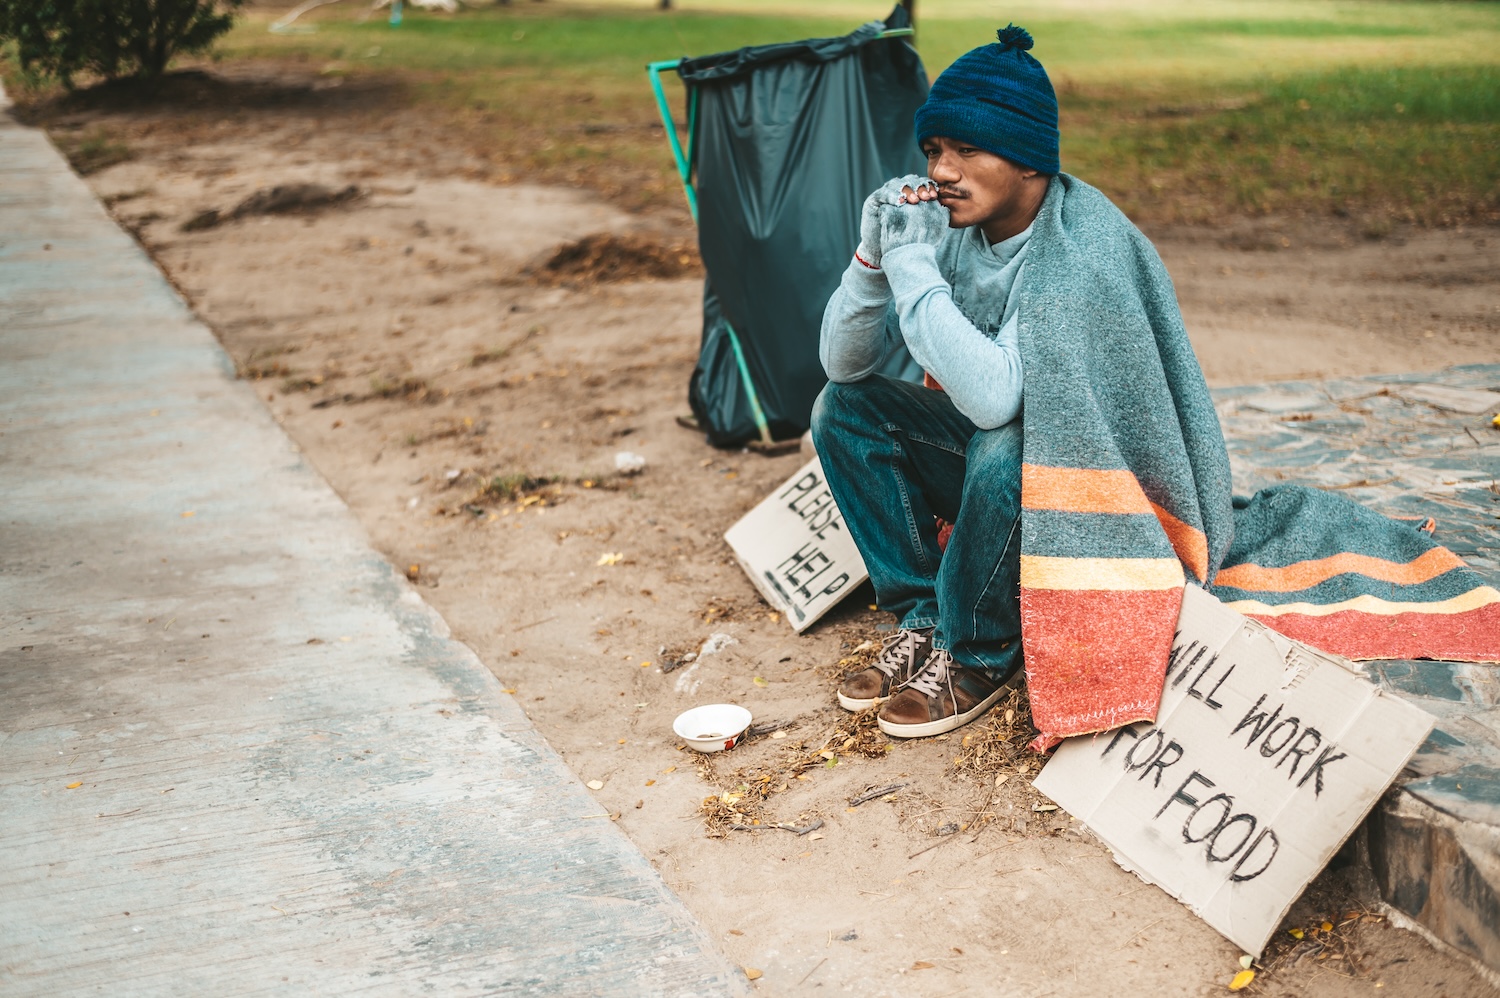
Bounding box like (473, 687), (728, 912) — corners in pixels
(1065, 64), (1499, 223)
(18, 0), (1500, 224)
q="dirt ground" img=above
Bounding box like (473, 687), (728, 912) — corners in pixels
(28, 64), (1500, 997)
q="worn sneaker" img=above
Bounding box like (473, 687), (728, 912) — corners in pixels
(836, 628), (933, 712)
(877, 649), (1015, 738)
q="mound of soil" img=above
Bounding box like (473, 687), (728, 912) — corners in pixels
(182, 183), (363, 232)
(533, 233), (702, 285)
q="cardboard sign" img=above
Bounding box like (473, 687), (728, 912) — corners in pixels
(1033, 586), (1433, 956)
(725, 458), (868, 632)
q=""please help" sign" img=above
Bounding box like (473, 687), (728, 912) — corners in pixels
(725, 458), (868, 633)
(1033, 585), (1433, 956)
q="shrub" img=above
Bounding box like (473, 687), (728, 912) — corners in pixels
(0, 0), (245, 88)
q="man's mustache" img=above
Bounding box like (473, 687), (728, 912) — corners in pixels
(936, 187), (968, 199)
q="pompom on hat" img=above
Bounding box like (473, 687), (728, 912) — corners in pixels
(913, 24), (1060, 175)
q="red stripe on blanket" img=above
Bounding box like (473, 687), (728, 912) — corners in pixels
(1021, 587), (1183, 744)
(1250, 603), (1500, 663)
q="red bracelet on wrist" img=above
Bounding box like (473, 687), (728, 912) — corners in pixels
(854, 249), (880, 271)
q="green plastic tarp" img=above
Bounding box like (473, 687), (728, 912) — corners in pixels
(677, 7), (930, 446)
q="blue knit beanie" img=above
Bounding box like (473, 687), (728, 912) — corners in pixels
(913, 25), (1060, 175)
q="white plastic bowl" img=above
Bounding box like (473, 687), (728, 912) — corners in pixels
(673, 703), (753, 753)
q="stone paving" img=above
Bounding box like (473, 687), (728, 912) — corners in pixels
(1218, 367), (1500, 976)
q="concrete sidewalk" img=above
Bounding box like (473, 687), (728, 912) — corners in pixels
(0, 98), (746, 995)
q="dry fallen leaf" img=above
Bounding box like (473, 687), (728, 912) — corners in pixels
(808, 832), (824, 841)
(597, 552), (624, 566)
(65, 781), (82, 789)
(911, 961), (934, 970)
(501, 687), (517, 694)
(661, 766), (677, 774)
(1228, 969), (1255, 991)
(645, 779), (656, 786)
(586, 780), (604, 790)
(1239, 955), (1253, 970)
(753, 677), (769, 687)
(1321, 920), (1334, 932)
(1288, 927), (1305, 939)
(743, 967), (762, 981)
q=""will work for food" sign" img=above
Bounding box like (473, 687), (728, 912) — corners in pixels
(1034, 585), (1433, 955)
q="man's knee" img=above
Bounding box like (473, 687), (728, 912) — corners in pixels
(965, 421), (1023, 489)
(811, 378), (883, 446)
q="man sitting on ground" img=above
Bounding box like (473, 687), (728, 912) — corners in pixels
(814, 25), (1500, 747)
(815, 25), (1150, 738)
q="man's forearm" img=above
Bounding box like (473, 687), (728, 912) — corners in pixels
(882, 244), (1023, 429)
(820, 258), (897, 383)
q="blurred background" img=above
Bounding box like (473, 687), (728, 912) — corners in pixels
(5, 0), (1495, 228)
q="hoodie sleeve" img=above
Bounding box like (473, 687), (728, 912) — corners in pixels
(881, 243), (1024, 429)
(819, 258), (901, 383)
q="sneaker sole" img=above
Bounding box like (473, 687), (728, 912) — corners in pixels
(876, 674), (1017, 739)
(836, 692), (886, 712)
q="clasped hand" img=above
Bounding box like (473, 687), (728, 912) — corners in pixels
(857, 176), (949, 267)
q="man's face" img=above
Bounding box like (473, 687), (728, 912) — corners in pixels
(920, 136), (1039, 231)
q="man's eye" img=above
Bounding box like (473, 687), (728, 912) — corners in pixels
(923, 148), (939, 157)
(958, 147), (978, 155)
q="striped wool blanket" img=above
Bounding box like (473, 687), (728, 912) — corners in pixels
(1013, 175), (1500, 749)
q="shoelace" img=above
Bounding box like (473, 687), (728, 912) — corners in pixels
(902, 649), (954, 698)
(872, 629), (924, 677)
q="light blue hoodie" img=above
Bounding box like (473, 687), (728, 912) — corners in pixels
(819, 222), (1031, 429)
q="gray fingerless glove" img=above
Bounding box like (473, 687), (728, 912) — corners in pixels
(855, 173), (931, 268)
(878, 197), (950, 254)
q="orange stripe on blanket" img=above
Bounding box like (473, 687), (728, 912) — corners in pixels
(1215, 546), (1467, 593)
(1149, 501), (1209, 583)
(1248, 601), (1500, 664)
(1021, 555), (1183, 592)
(1020, 587), (1183, 741)
(1022, 464), (1153, 515)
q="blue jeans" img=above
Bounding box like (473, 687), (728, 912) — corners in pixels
(810, 375), (1023, 681)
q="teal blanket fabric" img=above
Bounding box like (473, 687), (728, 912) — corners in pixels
(1012, 175), (1499, 749)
